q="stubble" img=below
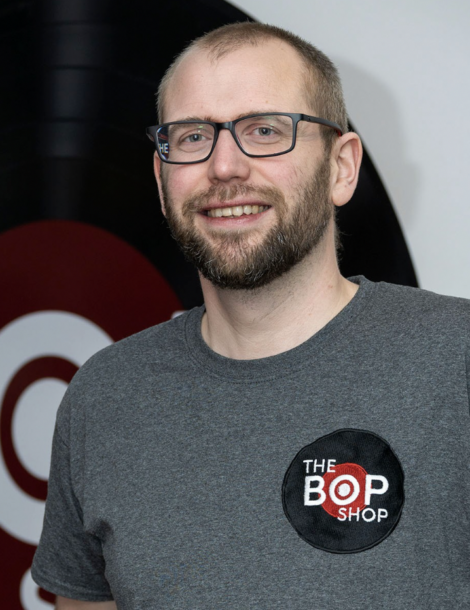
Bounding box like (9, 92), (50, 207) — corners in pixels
(161, 155), (333, 290)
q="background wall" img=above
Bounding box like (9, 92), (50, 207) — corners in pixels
(233, 0), (470, 299)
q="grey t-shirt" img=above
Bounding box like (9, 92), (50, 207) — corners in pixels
(32, 277), (470, 608)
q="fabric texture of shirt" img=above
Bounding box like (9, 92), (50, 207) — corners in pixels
(32, 277), (470, 609)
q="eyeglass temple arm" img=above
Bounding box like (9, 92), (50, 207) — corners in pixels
(146, 127), (155, 142)
(302, 115), (343, 136)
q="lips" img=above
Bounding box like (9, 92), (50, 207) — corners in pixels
(181, 184), (283, 220)
(205, 204), (270, 218)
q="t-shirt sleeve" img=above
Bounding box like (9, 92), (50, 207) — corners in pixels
(31, 402), (113, 602)
(467, 345), (470, 416)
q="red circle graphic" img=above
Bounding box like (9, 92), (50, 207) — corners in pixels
(0, 220), (181, 339)
(321, 462), (367, 518)
(0, 220), (183, 608)
(0, 356), (78, 501)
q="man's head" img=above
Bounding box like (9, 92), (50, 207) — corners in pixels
(157, 22), (348, 155)
(153, 23), (362, 290)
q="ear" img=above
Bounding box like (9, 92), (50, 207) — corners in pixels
(153, 152), (167, 217)
(330, 132), (363, 208)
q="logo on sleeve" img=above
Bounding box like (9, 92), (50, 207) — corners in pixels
(282, 429), (405, 554)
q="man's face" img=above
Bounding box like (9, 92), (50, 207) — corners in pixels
(156, 40), (334, 290)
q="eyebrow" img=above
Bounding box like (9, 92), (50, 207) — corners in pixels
(177, 110), (284, 122)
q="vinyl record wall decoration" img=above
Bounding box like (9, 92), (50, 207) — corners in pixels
(0, 0), (416, 608)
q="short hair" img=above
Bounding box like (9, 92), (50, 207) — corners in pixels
(157, 22), (348, 152)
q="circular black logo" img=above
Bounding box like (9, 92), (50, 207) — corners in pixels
(282, 429), (405, 554)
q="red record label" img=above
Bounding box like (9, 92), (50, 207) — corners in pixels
(0, 220), (182, 609)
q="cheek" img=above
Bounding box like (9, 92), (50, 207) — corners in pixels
(255, 158), (298, 189)
(271, 163), (307, 195)
(166, 165), (207, 202)
(258, 150), (319, 190)
(283, 154), (327, 191)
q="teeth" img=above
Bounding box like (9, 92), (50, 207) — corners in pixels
(207, 205), (267, 218)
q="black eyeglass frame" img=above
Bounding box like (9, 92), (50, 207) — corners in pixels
(146, 112), (343, 165)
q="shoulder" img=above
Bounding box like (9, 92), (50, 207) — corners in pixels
(359, 278), (470, 345)
(97, 304), (203, 357)
(56, 308), (202, 427)
(371, 280), (470, 322)
(81, 308), (194, 371)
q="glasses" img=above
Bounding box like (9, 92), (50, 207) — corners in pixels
(146, 112), (342, 165)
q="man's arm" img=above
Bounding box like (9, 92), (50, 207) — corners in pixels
(56, 596), (117, 609)
(32, 390), (115, 606)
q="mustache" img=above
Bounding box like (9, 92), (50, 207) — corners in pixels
(182, 184), (285, 216)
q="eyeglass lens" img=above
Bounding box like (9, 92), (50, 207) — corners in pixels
(157, 115), (295, 162)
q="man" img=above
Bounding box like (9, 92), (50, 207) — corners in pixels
(32, 23), (470, 610)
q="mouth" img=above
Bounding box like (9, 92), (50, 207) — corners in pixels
(203, 204), (271, 218)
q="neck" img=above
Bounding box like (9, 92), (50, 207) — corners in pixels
(200, 224), (358, 360)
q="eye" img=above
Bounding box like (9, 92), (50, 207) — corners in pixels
(237, 117), (289, 143)
(240, 122), (283, 146)
(253, 126), (276, 137)
(175, 126), (214, 148)
(170, 124), (214, 151)
(183, 132), (207, 143)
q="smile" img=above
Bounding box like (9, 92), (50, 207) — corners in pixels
(204, 205), (270, 218)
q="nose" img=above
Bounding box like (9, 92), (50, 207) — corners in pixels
(206, 128), (251, 184)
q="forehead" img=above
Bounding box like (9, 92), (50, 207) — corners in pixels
(164, 40), (310, 123)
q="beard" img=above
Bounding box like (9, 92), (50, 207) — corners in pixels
(161, 155), (333, 290)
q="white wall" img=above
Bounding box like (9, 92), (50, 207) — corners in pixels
(232, 0), (470, 298)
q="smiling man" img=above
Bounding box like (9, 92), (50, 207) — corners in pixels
(32, 23), (470, 610)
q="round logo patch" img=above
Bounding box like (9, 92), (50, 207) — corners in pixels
(282, 429), (405, 554)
